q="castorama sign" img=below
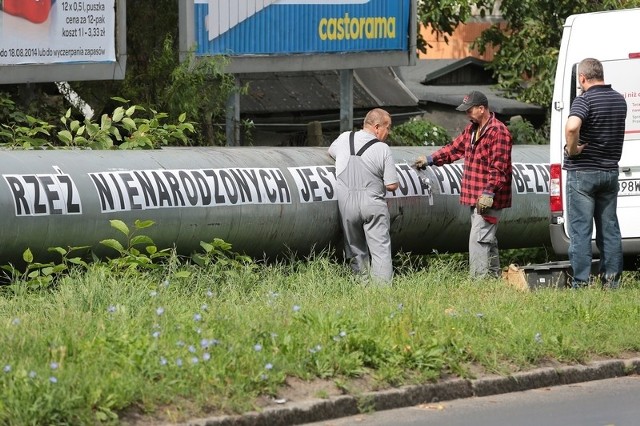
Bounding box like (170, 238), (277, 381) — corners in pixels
(193, 0), (411, 56)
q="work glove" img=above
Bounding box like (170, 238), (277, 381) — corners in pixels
(413, 155), (433, 170)
(476, 191), (494, 214)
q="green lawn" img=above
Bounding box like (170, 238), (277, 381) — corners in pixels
(1, 251), (639, 425)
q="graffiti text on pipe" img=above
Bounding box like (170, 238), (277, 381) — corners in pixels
(289, 164), (433, 203)
(89, 168), (291, 212)
(3, 171), (82, 216)
(2, 163), (550, 217)
(430, 163), (550, 196)
(288, 166), (336, 203)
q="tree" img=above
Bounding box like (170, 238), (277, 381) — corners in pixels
(418, 0), (640, 107)
(416, 0), (493, 54)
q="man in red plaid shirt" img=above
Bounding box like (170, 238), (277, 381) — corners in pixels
(414, 91), (513, 278)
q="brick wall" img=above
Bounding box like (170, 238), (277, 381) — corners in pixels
(419, 22), (502, 61)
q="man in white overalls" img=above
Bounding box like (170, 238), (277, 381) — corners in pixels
(328, 108), (399, 284)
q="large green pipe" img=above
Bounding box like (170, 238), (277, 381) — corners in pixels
(0, 146), (550, 264)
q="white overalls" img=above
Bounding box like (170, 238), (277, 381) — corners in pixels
(335, 132), (394, 283)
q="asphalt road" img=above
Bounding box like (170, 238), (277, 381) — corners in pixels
(304, 376), (640, 426)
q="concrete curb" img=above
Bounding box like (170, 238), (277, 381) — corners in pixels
(180, 358), (640, 426)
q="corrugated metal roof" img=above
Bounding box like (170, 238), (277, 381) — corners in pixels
(395, 59), (545, 116)
(237, 67), (419, 115)
(418, 57), (490, 84)
(237, 58), (543, 119)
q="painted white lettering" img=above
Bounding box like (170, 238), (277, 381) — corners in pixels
(432, 165), (464, 196)
(88, 168), (292, 213)
(288, 166), (336, 203)
(512, 163), (550, 194)
(3, 172), (82, 216)
(387, 164), (432, 199)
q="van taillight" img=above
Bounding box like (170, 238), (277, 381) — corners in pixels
(550, 163), (563, 213)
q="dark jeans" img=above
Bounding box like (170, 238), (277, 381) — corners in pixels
(566, 169), (623, 288)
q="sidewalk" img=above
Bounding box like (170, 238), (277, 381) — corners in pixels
(175, 358), (640, 426)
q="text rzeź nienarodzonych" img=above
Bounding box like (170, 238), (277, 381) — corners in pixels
(1, 164), (550, 217)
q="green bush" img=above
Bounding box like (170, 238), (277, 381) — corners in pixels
(0, 95), (55, 149)
(389, 117), (451, 147)
(507, 117), (548, 145)
(0, 94), (195, 150)
(57, 98), (195, 150)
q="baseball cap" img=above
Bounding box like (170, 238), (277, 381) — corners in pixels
(455, 91), (489, 111)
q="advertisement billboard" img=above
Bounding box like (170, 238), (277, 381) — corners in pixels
(181, 0), (416, 73)
(0, 0), (126, 83)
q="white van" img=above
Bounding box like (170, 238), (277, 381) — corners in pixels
(549, 8), (640, 267)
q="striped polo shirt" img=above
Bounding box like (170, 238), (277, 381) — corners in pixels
(563, 84), (627, 171)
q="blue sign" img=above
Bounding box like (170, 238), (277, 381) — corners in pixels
(194, 0), (411, 56)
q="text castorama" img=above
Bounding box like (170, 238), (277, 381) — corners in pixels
(318, 13), (395, 41)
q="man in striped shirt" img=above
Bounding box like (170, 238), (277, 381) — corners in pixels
(564, 57), (627, 288)
(414, 91), (513, 278)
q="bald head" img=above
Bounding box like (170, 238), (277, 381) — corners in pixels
(364, 108), (390, 127)
(363, 108), (392, 141)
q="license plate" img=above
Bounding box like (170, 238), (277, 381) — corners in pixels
(619, 179), (640, 196)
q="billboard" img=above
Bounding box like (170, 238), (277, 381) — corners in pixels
(180, 0), (416, 73)
(0, 0), (126, 83)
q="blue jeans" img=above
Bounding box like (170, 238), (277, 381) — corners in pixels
(566, 169), (622, 288)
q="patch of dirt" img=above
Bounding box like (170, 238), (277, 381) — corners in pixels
(257, 377), (342, 407)
(121, 353), (640, 425)
(121, 375), (380, 425)
(120, 397), (203, 426)
(254, 375), (382, 410)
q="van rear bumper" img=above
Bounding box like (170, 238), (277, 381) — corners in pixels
(550, 224), (570, 257)
(550, 224), (640, 264)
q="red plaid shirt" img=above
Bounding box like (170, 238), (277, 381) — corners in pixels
(431, 113), (513, 209)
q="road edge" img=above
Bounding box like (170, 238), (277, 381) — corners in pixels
(178, 358), (640, 426)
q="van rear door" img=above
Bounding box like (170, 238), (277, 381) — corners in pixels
(599, 58), (640, 239)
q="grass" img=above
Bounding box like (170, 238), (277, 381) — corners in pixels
(1, 252), (640, 424)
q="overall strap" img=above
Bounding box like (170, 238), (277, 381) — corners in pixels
(349, 131), (356, 155)
(349, 131), (380, 156)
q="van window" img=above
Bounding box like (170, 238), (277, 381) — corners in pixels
(570, 63), (579, 105)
